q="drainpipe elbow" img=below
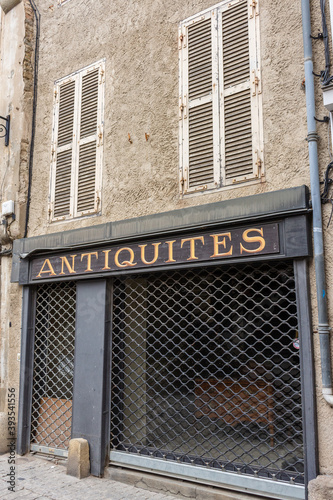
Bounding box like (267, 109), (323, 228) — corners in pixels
(322, 388), (333, 406)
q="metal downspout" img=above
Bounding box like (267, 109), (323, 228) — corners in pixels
(301, 0), (333, 405)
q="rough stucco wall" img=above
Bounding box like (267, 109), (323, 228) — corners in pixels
(309, 475), (333, 500)
(28, 0), (310, 237)
(0, 260), (22, 453)
(3, 0), (333, 488)
(0, 0), (33, 238)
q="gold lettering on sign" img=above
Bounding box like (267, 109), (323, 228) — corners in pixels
(81, 252), (99, 272)
(102, 249), (111, 270)
(210, 233), (233, 258)
(240, 228), (266, 254)
(165, 240), (176, 263)
(59, 255), (77, 275)
(138, 243), (161, 265)
(114, 247), (137, 268)
(181, 236), (205, 261)
(36, 259), (56, 278)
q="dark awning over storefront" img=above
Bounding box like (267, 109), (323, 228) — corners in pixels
(12, 186), (311, 285)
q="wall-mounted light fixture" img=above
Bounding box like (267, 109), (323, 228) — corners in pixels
(0, 115), (10, 146)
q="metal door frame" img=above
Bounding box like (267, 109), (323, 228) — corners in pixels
(16, 257), (317, 498)
(108, 257), (317, 500)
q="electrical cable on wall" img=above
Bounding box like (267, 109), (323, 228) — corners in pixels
(321, 160), (333, 226)
(319, 0), (333, 85)
(320, 115), (333, 227)
(327, 114), (333, 160)
(24, 0), (40, 238)
(0, 248), (12, 256)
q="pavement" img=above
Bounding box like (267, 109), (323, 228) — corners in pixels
(0, 453), (180, 500)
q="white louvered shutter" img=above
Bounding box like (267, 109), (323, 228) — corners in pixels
(180, 10), (220, 194)
(52, 78), (76, 218)
(75, 65), (103, 217)
(50, 60), (104, 221)
(179, 0), (262, 194)
(220, 0), (262, 185)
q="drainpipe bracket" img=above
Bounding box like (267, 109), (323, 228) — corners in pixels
(318, 323), (331, 335)
(306, 132), (320, 142)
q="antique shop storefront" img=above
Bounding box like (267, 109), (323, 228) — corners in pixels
(14, 187), (316, 500)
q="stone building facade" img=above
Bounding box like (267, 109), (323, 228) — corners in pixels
(1, 0), (333, 499)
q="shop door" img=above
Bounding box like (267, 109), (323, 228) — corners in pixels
(110, 261), (304, 486)
(30, 281), (76, 455)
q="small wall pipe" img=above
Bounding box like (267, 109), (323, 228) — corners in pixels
(24, 0), (40, 239)
(330, 1), (333, 53)
(301, 0), (333, 405)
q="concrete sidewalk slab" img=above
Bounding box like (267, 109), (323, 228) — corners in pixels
(0, 453), (180, 500)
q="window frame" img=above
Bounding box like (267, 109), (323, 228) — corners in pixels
(179, 0), (263, 196)
(48, 59), (105, 223)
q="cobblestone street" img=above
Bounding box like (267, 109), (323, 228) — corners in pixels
(0, 453), (180, 500)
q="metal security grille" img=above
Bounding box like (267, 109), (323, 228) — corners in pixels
(31, 282), (76, 451)
(110, 261), (304, 485)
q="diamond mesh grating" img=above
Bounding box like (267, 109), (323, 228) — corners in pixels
(110, 261), (304, 484)
(31, 282), (76, 450)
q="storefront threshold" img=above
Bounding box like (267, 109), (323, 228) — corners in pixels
(30, 444), (68, 458)
(109, 451), (305, 500)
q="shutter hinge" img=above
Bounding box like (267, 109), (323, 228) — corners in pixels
(179, 95), (187, 120)
(100, 69), (105, 84)
(98, 126), (103, 146)
(249, 0), (259, 18)
(251, 70), (262, 96)
(180, 172), (188, 194)
(54, 90), (57, 99)
(255, 150), (263, 176)
(179, 32), (186, 50)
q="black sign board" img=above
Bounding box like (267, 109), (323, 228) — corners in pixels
(30, 223), (279, 281)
